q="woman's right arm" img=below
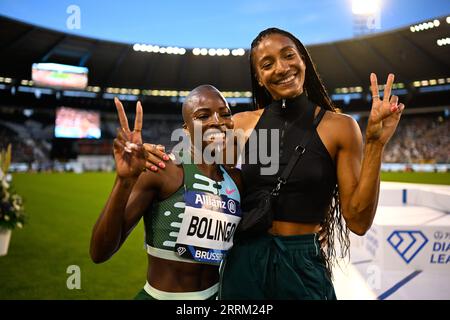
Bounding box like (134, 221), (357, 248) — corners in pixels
(90, 98), (160, 263)
(90, 175), (157, 263)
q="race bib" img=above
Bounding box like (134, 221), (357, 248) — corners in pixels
(175, 190), (241, 264)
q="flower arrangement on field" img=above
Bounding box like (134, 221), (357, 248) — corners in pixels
(0, 144), (26, 230)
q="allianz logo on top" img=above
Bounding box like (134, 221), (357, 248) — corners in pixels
(387, 230), (429, 264)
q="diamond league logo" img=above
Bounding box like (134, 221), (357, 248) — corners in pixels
(387, 230), (428, 264)
(177, 247), (186, 256)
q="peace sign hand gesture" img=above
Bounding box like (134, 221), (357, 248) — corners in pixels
(113, 97), (148, 179)
(365, 73), (405, 146)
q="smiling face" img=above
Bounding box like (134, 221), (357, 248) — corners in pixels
(252, 33), (306, 101)
(182, 85), (234, 152)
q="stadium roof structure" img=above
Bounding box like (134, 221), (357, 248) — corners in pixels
(0, 15), (449, 107)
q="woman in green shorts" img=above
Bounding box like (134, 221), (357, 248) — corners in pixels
(218, 28), (404, 299)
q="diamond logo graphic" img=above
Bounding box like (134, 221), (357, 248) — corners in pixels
(177, 247), (186, 256)
(387, 230), (428, 264)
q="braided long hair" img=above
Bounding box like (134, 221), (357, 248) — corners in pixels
(250, 27), (350, 277)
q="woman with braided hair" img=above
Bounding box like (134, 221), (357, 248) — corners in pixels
(218, 27), (404, 299)
(144, 27), (404, 300)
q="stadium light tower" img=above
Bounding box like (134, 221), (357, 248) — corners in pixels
(352, 0), (382, 36)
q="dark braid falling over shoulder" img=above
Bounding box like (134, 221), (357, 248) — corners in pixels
(250, 27), (350, 277)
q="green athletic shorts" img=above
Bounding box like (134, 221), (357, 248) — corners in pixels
(134, 288), (157, 300)
(219, 233), (336, 300)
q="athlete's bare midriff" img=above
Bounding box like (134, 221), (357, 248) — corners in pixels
(146, 255), (219, 292)
(269, 220), (321, 236)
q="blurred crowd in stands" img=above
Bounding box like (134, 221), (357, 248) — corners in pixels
(381, 114), (449, 164)
(0, 107), (183, 172)
(357, 113), (449, 164)
(0, 107), (448, 172)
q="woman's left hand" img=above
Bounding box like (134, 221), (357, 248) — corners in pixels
(365, 73), (405, 146)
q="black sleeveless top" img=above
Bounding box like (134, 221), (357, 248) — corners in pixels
(241, 92), (337, 223)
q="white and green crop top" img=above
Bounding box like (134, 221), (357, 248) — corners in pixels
(143, 157), (241, 265)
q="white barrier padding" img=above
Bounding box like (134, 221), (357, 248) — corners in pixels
(361, 206), (450, 273)
(379, 182), (450, 212)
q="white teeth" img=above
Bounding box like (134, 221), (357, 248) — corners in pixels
(278, 75), (295, 84)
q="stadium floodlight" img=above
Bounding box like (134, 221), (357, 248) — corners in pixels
(173, 47), (184, 55)
(200, 48), (208, 56)
(193, 48), (201, 55)
(447, 17), (450, 24)
(133, 43), (141, 51)
(208, 48), (216, 56)
(223, 49), (230, 56)
(351, 0), (380, 15)
(409, 19), (441, 32)
(437, 37), (450, 46)
(232, 48), (245, 56)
